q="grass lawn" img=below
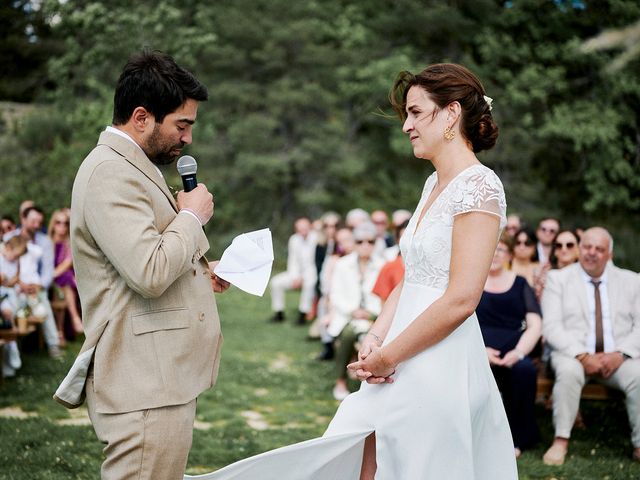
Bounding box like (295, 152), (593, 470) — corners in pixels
(1, 288), (639, 479)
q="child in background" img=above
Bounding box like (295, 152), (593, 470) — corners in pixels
(0, 236), (28, 377)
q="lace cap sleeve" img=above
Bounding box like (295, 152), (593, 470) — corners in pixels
(450, 167), (507, 229)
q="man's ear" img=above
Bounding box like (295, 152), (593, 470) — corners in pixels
(130, 106), (153, 133)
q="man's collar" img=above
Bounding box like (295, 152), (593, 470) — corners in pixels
(579, 263), (608, 283)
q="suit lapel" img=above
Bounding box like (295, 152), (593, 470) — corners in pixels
(97, 131), (179, 213)
(571, 264), (590, 323)
(606, 265), (619, 328)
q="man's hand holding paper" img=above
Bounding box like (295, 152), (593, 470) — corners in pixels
(213, 228), (274, 296)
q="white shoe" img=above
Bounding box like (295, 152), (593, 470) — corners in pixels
(48, 345), (63, 359)
(2, 363), (16, 378)
(332, 385), (350, 401)
(7, 342), (21, 369)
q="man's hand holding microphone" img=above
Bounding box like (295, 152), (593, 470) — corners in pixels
(175, 155), (229, 293)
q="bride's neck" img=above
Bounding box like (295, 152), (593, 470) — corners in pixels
(430, 145), (478, 185)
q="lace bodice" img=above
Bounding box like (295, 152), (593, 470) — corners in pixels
(400, 164), (507, 289)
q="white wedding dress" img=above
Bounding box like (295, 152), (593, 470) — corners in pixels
(188, 164), (518, 479)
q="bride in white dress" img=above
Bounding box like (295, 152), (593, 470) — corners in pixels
(188, 63), (518, 479)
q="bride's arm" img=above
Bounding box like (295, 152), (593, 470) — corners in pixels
(356, 279), (404, 363)
(349, 212), (500, 378)
(368, 278), (403, 340)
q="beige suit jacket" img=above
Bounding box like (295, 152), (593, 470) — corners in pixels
(54, 131), (222, 414)
(542, 262), (640, 359)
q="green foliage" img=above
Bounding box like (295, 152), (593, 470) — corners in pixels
(1, 0), (640, 267)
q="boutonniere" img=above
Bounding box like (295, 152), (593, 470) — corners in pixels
(168, 184), (179, 200)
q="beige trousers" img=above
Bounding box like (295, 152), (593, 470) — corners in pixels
(86, 376), (197, 479)
(550, 352), (640, 447)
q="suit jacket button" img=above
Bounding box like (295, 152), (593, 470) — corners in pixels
(199, 312), (205, 321)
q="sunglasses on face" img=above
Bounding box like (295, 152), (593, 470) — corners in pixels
(356, 239), (375, 245)
(554, 242), (575, 250)
(516, 239), (534, 246)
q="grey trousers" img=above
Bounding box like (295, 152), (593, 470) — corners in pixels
(550, 351), (640, 447)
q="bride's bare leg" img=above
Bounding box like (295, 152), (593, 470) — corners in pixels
(360, 433), (376, 480)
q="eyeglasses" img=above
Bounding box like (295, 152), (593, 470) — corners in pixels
(355, 239), (376, 245)
(554, 242), (575, 250)
(516, 239), (534, 247)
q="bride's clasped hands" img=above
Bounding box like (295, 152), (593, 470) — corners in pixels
(347, 333), (396, 384)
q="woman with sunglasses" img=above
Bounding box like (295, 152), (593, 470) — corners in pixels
(48, 209), (83, 345)
(549, 230), (580, 269)
(511, 228), (540, 287)
(534, 230), (581, 300)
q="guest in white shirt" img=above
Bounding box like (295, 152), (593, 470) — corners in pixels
(541, 227), (640, 465)
(4, 206), (61, 358)
(269, 217), (318, 325)
(327, 222), (384, 400)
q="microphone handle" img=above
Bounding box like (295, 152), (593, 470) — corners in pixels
(182, 174), (198, 192)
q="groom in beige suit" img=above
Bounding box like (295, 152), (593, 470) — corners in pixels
(541, 227), (640, 465)
(53, 50), (228, 479)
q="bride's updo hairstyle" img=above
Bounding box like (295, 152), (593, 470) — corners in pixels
(390, 63), (498, 153)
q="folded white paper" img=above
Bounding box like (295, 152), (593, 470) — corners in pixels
(214, 228), (274, 296)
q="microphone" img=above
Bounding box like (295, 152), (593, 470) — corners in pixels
(176, 155), (198, 192)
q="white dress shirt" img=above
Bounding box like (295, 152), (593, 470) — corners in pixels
(580, 266), (615, 353)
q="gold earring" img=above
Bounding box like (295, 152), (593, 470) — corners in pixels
(444, 126), (455, 141)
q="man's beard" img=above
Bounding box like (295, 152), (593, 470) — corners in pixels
(144, 124), (185, 166)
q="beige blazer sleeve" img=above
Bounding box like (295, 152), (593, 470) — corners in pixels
(84, 160), (208, 298)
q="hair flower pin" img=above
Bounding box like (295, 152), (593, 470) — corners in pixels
(483, 95), (493, 111)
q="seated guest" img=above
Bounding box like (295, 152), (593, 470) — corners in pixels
(372, 220), (409, 304)
(49, 209), (83, 344)
(345, 208), (370, 230)
(316, 228), (355, 361)
(269, 217), (318, 325)
(4, 206), (60, 358)
(549, 230), (580, 269)
(536, 217), (560, 266)
(511, 228), (540, 287)
(535, 229), (580, 301)
(476, 233), (542, 458)
(371, 210), (394, 258)
(0, 236), (28, 377)
(327, 222), (383, 400)
(505, 214), (523, 238)
(314, 213), (341, 306)
(542, 227), (640, 465)
(1, 215), (16, 236)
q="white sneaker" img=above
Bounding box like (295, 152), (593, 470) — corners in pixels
(7, 341), (21, 369)
(332, 385), (350, 401)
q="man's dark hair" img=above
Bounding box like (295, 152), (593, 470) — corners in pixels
(112, 50), (208, 125)
(1, 215), (15, 224)
(22, 206), (44, 220)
